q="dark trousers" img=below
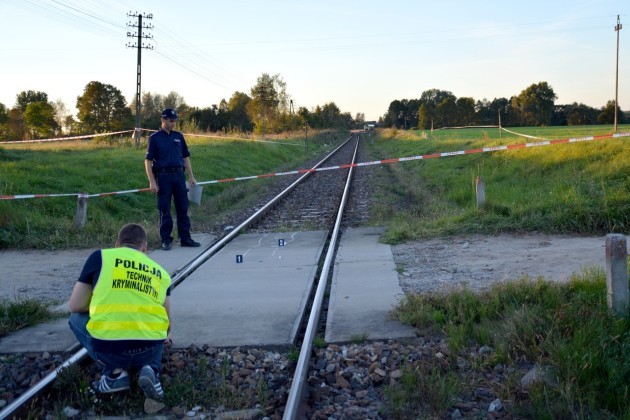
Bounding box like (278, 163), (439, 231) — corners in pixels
(157, 172), (191, 242)
(69, 312), (163, 376)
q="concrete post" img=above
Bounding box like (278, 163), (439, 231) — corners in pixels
(74, 193), (88, 228)
(475, 176), (485, 209)
(606, 234), (628, 316)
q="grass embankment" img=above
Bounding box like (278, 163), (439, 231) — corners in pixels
(366, 125), (630, 243)
(0, 130), (343, 249)
(364, 125), (630, 418)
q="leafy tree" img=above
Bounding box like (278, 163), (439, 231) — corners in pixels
(435, 97), (457, 128)
(52, 99), (70, 134)
(384, 100), (405, 128)
(493, 97), (513, 126)
(24, 102), (59, 138)
(15, 90), (49, 112)
(355, 112), (365, 124)
(76, 81), (132, 132)
(7, 108), (26, 140)
(227, 91), (253, 131)
(64, 115), (78, 135)
(247, 73), (291, 134)
(0, 102), (8, 140)
(320, 102), (342, 128)
(297, 106), (312, 127)
(552, 102), (599, 126)
(418, 103), (432, 129)
(386, 99), (420, 129)
(416, 89), (456, 129)
(597, 100), (625, 124)
(310, 105), (324, 128)
(420, 89), (456, 109)
(516, 82), (557, 126)
(0, 102), (7, 125)
(134, 92), (163, 128)
(455, 97), (476, 126)
(163, 91), (186, 112)
(129, 91), (188, 129)
(217, 99), (230, 131)
(189, 105), (219, 132)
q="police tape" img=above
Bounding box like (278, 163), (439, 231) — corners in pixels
(2, 128), (302, 146)
(0, 130), (137, 144)
(1, 131), (629, 200)
(141, 128), (303, 146)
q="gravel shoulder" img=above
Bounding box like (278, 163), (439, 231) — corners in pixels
(392, 232), (621, 294)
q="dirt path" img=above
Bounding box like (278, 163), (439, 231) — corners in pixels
(392, 233), (627, 294)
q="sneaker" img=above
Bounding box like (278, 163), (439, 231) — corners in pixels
(138, 365), (164, 400)
(91, 370), (130, 394)
(181, 238), (200, 247)
(161, 240), (172, 251)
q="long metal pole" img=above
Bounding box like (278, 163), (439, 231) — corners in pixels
(135, 14), (142, 146)
(614, 15), (622, 132)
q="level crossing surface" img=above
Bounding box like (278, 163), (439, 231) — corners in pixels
(0, 228), (415, 353)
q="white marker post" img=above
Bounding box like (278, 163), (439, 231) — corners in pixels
(74, 193), (88, 228)
(606, 234), (628, 316)
(475, 176), (485, 209)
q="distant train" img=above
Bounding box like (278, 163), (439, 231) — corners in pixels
(363, 124), (375, 131)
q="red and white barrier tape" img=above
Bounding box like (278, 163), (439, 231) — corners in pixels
(141, 128), (302, 146)
(2, 131), (629, 200)
(0, 130), (137, 144)
(2, 128), (303, 146)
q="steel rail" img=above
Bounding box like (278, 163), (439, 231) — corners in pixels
(0, 134), (355, 420)
(171, 134), (355, 288)
(283, 135), (360, 419)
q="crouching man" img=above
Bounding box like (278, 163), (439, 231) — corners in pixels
(68, 223), (171, 400)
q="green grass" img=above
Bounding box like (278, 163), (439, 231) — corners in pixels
(0, 130), (346, 249)
(0, 299), (55, 337)
(388, 267), (630, 418)
(365, 125), (630, 243)
(367, 125), (630, 418)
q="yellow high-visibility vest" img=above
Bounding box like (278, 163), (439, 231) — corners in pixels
(87, 247), (170, 341)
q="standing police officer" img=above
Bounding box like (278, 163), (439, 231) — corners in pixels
(144, 108), (200, 250)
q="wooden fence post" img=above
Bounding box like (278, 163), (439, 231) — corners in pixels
(606, 234), (628, 316)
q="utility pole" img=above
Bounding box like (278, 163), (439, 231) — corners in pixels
(614, 15), (622, 132)
(303, 121), (309, 155)
(127, 12), (153, 146)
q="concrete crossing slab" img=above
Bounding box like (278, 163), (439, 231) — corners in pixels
(170, 231), (328, 348)
(0, 228), (417, 353)
(325, 227), (416, 343)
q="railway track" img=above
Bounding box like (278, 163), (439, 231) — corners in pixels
(1, 133), (373, 419)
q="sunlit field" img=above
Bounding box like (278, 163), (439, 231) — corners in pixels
(364, 125), (630, 242)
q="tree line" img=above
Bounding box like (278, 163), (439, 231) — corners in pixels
(382, 82), (626, 129)
(2, 78), (624, 141)
(0, 73), (361, 141)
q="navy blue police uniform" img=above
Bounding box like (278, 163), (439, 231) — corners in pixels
(145, 115), (194, 246)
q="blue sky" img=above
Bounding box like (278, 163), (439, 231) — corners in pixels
(2, 0), (628, 122)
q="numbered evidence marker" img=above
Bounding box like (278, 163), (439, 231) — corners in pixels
(278, 239), (285, 247)
(236, 255), (243, 263)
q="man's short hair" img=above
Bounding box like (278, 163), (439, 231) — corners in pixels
(117, 223), (147, 248)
